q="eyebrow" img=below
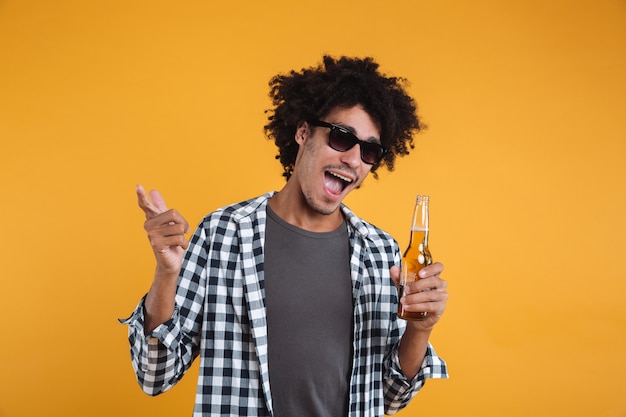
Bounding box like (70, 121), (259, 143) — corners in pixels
(332, 122), (381, 144)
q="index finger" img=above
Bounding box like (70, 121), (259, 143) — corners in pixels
(136, 184), (161, 219)
(418, 261), (444, 278)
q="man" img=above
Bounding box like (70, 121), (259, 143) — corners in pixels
(121, 56), (449, 417)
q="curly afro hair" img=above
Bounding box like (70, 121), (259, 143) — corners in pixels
(264, 55), (424, 180)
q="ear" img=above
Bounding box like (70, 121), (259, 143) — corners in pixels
(295, 121), (308, 145)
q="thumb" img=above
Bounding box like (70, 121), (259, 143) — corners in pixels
(149, 189), (169, 213)
(390, 265), (401, 288)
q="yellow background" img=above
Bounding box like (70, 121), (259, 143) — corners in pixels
(1, 0), (625, 416)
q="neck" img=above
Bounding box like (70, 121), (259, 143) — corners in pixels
(269, 182), (344, 233)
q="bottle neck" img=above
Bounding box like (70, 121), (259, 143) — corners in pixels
(409, 195), (429, 247)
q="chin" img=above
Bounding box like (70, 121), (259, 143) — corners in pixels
(308, 196), (341, 216)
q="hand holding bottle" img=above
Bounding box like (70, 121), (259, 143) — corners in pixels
(393, 262), (448, 328)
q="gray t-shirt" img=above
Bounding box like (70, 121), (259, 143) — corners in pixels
(264, 205), (353, 417)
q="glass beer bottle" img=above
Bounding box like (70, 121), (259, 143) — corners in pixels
(398, 195), (432, 321)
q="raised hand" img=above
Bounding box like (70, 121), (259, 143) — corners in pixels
(136, 185), (191, 333)
(136, 185), (190, 276)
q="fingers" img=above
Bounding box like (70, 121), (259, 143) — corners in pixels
(136, 185), (190, 277)
(418, 261), (444, 279)
(137, 185), (190, 232)
(137, 185), (191, 255)
(144, 210), (190, 273)
(146, 221), (190, 253)
(402, 275), (447, 297)
(399, 262), (448, 321)
(149, 189), (168, 213)
(137, 184), (162, 219)
(144, 208), (190, 238)
(399, 281), (448, 321)
(399, 262), (445, 294)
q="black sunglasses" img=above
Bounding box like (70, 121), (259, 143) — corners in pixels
(308, 120), (387, 165)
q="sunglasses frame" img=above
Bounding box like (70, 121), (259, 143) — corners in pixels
(308, 120), (388, 165)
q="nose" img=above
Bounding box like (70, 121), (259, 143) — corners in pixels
(339, 143), (362, 168)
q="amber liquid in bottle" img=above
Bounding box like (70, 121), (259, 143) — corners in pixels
(398, 195), (432, 321)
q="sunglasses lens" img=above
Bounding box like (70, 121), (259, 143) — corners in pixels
(325, 123), (385, 165)
(360, 143), (383, 164)
(328, 128), (357, 152)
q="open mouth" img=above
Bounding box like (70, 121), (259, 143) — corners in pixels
(324, 170), (353, 195)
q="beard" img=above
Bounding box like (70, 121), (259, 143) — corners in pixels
(302, 188), (340, 216)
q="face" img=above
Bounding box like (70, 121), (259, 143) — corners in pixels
(291, 104), (381, 216)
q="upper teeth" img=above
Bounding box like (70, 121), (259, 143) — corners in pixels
(330, 172), (352, 183)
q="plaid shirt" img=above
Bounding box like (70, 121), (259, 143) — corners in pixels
(121, 192), (448, 416)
